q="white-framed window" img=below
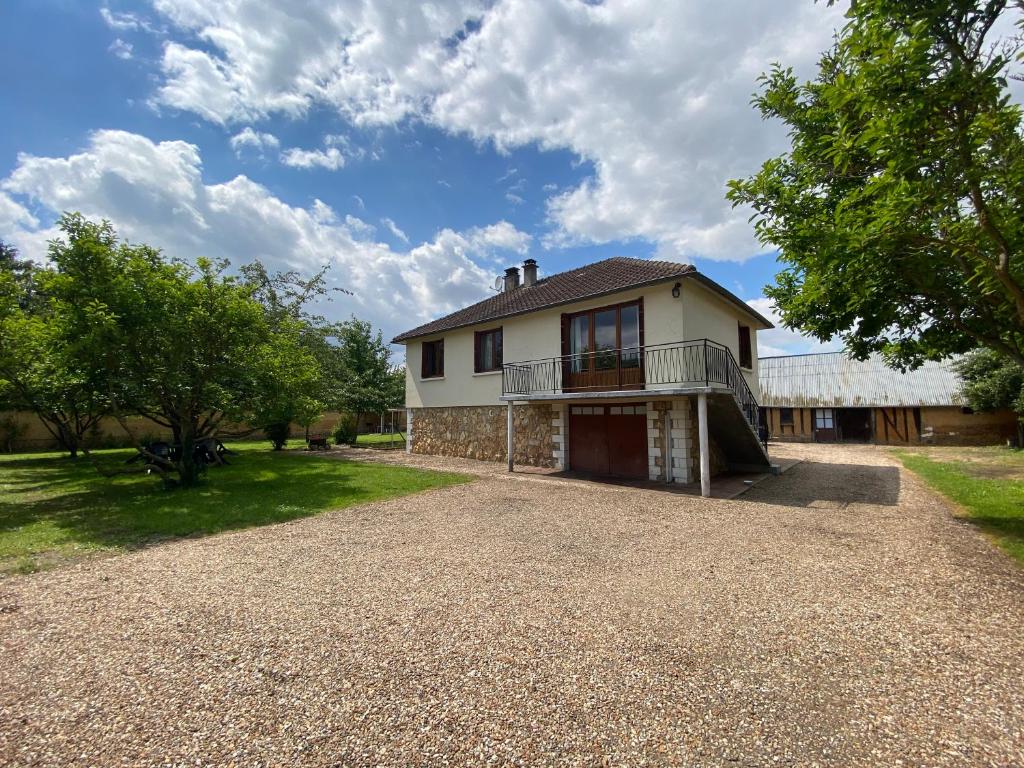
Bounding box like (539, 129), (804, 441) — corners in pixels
(815, 408), (834, 429)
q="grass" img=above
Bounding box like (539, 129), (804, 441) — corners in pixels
(355, 432), (406, 447)
(0, 441), (471, 576)
(894, 446), (1024, 565)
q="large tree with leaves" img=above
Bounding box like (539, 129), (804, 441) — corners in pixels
(0, 242), (108, 456)
(334, 318), (404, 429)
(728, 0), (1024, 368)
(47, 214), (323, 485)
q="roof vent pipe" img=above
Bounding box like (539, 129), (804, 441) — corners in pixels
(522, 258), (538, 287)
(503, 266), (521, 291)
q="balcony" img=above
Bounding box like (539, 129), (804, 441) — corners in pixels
(501, 339), (763, 435)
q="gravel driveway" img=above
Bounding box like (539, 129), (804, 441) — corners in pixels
(2, 444), (1022, 766)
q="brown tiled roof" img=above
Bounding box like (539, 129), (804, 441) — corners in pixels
(392, 257), (771, 343)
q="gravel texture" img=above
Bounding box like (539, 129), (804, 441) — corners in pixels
(2, 443), (1023, 766)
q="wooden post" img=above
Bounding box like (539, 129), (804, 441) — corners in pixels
(698, 392), (710, 498)
(507, 400), (514, 472)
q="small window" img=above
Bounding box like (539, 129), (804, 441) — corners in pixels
(738, 324), (753, 369)
(421, 339), (444, 379)
(780, 407), (794, 426)
(474, 327), (503, 373)
(815, 408), (834, 429)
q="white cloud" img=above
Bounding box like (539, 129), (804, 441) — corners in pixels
(100, 7), (157, 32)
(344, 214), (375, 238)
(229, 126), (279, 158)
(381, 217), (409, 243)
(1, 130), (530, 344)
(504, 192), (524, 206)
(465, 220), (531, 255)
(279, 145), (346, 170)
(746, 297), (843, 358)
(108, 39), (134, 60)
(144, 0), (848, 261)
(150, 0), (487, 125)
(278, 134), (363, 171)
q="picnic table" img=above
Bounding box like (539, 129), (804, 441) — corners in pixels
(127, 438), (235, 467)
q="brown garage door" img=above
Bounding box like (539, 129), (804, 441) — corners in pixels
(568, 405), (647, 479)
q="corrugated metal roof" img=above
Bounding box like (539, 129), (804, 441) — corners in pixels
(758, 352), (965, 408)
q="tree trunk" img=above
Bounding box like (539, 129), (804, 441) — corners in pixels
(176, 424), (202, 487)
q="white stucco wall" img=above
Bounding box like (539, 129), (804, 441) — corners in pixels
(403, 277), (763, 408)
(679, 280), (762, 396)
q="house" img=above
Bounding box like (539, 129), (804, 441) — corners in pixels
(392, 257), (774, 496)
(759, 352), (1019, 445)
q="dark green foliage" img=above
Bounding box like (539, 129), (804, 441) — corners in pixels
(955, 348), (1024, 415)
(45, 214), (322, 486)
(0, 238), (108, 456)
(334, 318), (404, 424)
(729, 0), (1024, 369)
(265, 422), (291, 451)
(333, 416), (358, 445)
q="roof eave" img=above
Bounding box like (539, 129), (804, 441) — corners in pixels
(391, 272), (694, 344)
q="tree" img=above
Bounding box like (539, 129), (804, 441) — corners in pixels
(0, 242), (107, 457)
(334, 318), (402, 429)
(728, 0), (1024, 369)
(955, 348), (1024, 414)
(240, 261), (345, 448)
(47, 214), (323, 485)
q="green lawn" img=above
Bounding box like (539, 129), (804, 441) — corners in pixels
(894, 447), (1024, 565)
(0, 442), (471, 576)
(355, 432), (406, 447)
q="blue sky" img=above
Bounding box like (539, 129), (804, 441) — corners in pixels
(0, 0), (850, 358)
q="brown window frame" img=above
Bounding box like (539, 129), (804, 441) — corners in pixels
(561, 298), (645, 366)
(779, 407), (794, 426)
(421, 339), (444, 379)
(473, 327), (503, 373)
(738, 323), (753, 369)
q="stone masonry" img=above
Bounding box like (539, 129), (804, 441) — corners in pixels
(410, 405), (558, 468)
(644, 398), (698, 483)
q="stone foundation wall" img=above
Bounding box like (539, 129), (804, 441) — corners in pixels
(643, 398), (706, 484)
(409, 404), (558, 467)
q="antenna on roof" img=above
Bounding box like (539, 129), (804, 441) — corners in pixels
(492, 276), (504, 293)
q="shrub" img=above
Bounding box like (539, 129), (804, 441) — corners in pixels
(265, 422), (291, 451)
(0, 416), (27, 453)
(333, 416), (357, 445)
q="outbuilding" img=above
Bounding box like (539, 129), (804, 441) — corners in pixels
(759, 352), (1019, 446)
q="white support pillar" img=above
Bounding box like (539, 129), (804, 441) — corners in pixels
(663, 410), (673, 484)
(507, 400), (514, 472)
(697, 392), (710, 498)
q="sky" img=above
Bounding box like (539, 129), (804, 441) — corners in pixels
(0, 0), (853, 360)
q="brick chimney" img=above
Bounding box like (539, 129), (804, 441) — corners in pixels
(503, 266), (520, 291)
(522, 258), (538, 287)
